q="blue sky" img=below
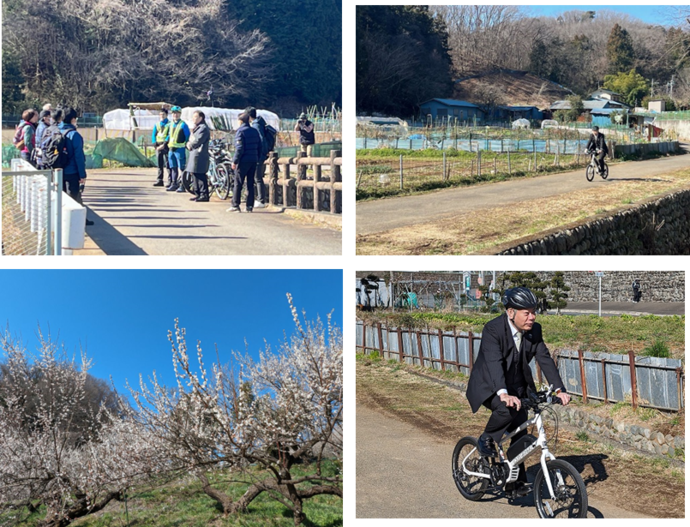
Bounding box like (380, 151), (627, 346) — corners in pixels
(528, 5), (676, 26)
(0, 269), (342, 394)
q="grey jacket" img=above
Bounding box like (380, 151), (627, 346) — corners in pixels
(186, 121), (211, 174)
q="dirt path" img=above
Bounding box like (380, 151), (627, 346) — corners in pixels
(356, 152), (690, 236)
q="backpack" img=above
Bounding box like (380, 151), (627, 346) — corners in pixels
(39, 125), (69, 169)
(264, 124), (277, 153)
(12, 122), (30, 150)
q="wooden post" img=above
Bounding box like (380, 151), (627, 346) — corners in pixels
(330, 149), (341, 214)
(628, 350), (638, 410)
(601, 359), (608, 403)
(377, 323), (384, 358)
(468, 331), (474, 374)
(399, 155), (404, 189)
(438, 329), (445, 371)
(416, 331), (424, 367)
(268, 152), (279, 206)
(578, 349), (588, 404)
(507, 150), (511, 174)
(443, 152), (447, 182)
(362, 321), (367, 354)
(397, 327), (404, 363)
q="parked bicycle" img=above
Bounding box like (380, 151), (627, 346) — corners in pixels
(452, 386), (588, 518)
(182, 139), (233, 199)
(585, 150), (608, 182)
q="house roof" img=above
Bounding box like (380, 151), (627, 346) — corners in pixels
(589, 108), (628, 115)
(498, 105), (540, 111)
(551, 98), (629, 111)
(420, 98), (480, 108)
(590, 89), (623, 97)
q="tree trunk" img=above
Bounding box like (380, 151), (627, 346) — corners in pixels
(39, 491), (121, 527)
(198, 473), (265, 515)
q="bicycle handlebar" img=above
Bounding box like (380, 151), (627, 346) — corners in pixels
(520, 388), (563, 409)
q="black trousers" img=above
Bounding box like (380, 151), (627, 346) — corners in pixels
(482, 391), (529, 482)
(254, 156), (267, 204)
(156, 144), (170, 184)
(483, 392), (528, 444)
(595, 150), (606, 172)
(232, 161), (256, 208)
(63, 172), (82, 205)
(193, 172), (209, 200)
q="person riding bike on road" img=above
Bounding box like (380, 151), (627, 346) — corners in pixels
(586, 126), (609, 175)
(466, 287), (570, 497)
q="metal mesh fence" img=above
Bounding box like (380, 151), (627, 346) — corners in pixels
(2, 173), (50, 255)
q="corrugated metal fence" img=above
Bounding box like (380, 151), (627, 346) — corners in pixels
(356, 320), (684, 411)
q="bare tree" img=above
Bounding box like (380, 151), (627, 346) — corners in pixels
(2, 0), (273, 111)
(433, 5), (531, 74)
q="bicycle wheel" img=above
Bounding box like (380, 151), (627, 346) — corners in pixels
(585, 165), (595, 182)
(600, 162), (609, 180)
(452, 437), (489, 501)
(182, 171), (195, 193)
(533, 459), (588, 518)
(215, 163), (232, 200)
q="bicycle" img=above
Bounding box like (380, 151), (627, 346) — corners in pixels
(182, 139), (233, 199)
(452, 386), (588, 518)
(585, 150), (608, 182)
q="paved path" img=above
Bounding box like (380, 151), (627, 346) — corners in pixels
(357, 152), (690, 235)
(80, 168), (341, 255)
(563, 301), (684, 316)
(356, 405), (649, 519)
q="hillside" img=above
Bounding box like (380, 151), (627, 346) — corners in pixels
(454, 70), (573, 108)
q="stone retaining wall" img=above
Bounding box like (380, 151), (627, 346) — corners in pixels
(614, 141), (679, 157)
(555, 405), (684, 459)
(494, 188), (690, 255)
(532, 271), (684, 302)
(656, 120), (690, 142)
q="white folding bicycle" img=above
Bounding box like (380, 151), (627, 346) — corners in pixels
(452, 386), (588, 518)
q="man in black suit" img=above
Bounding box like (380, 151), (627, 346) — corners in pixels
(466, 287), (570, 496)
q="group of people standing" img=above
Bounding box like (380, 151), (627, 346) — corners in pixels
(13, 104), (94, 225)
(14, 103), (317, 218)
(152, 107), (315, 212)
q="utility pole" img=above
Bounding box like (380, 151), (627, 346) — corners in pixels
(650, 79), (655, 98)
(670, 75), (675, 100)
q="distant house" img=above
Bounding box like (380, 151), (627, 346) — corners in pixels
(418, 98), (485, 123)
(589, 108), (629, 127)
(491, 105), (543, 122)
(589, 89), (625, 104)
(647, 100), (666, 113)
(550, 100), (629, 127)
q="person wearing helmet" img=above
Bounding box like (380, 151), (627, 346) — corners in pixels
(466, 287), (570, 497)
(166, 106), (190, 192)
(585, 125), (608, 174)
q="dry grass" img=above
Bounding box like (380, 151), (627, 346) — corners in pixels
(357, 167), (690, 255)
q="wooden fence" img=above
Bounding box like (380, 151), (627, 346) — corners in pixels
(264, 150), (342, 214)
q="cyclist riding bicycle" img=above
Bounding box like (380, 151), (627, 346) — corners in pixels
(466, 287), (570, 497)
(585, 126), (609, 174)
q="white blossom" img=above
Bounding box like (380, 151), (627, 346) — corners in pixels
(127, 295), (343, 524)
(0, 330), (164, 527)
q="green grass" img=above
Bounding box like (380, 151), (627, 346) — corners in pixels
(576, 431), (590, 442)
(0, 463), (344, 527)
(642, 338), (671, 358)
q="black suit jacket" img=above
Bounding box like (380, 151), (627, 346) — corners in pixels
(466, 313), (565, 413)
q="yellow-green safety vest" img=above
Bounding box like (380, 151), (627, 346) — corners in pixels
(155, 122), (170, 143)
(168, 121), (186, 149)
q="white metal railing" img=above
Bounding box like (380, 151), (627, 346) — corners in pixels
(3, 159), (86, 255)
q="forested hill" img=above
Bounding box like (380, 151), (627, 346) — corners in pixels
(357, 5), (690, 117)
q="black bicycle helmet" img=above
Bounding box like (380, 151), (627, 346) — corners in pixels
(502, 287), (538, 310)
(592, 126), (599, 132)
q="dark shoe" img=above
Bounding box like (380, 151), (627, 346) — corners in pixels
(245, 208), (253, 213)
(506, 481), (531, 498)
(166, 185), (178, 192)
(85, 219), (94, 226)
(153, 181), (164, 187)
(196, 198), (209, 202)
(477, 434), (497, 457)
(189, 197), (198, 201)
(176, 187), (186, 193)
